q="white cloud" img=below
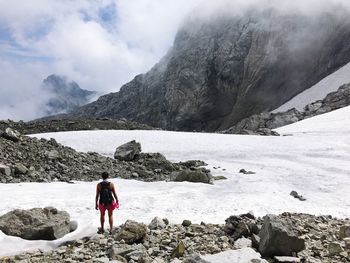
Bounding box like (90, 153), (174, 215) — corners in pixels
(0, 0), (350, 120)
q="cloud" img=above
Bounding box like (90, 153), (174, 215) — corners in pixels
(0, 0), (350, 121)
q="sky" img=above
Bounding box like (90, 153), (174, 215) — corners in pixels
(0, 0), (202, 120)
(1, 0), (350, 121)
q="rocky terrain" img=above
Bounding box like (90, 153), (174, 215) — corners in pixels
(66, 5), (350, 132)
(0, 128), (213, 184)
(0, 212), (349, 263)
(43, 74), (96, 116)
(0, 118), (154, 135)
(222, 83), (350, 134)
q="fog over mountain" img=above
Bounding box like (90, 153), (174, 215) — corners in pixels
(1, 0), (350, 121)
(68, 0), (350, 131)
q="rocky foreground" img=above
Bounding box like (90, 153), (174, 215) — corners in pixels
(0, 213), (349, 263)
(0, 128), (214, 184)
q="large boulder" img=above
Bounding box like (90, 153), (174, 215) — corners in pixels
(1, 128), (21, 142)
(0, 207), (72, 240)
(114, 140), (141, 161)
(170, 169), (213, 184)
(116, 220), (148, 244)
(258, 215), (305, 257)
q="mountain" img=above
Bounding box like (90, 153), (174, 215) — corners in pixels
(69, 6), (350, 131)
(43, 75), (96, 116)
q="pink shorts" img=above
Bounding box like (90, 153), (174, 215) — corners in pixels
(99, 201), (119, 213)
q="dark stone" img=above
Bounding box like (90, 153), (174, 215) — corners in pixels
(258, 215), (305, 257)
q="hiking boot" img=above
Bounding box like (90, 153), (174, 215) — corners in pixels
(97, 228), (105, 234)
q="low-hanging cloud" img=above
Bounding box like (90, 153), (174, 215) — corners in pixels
(1, 0), (350, 121)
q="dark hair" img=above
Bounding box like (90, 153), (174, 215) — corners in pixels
(102, 171), (109, 180)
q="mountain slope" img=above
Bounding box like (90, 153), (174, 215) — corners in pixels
(70, 6), (350, 131)
(43, 75), (96, 115)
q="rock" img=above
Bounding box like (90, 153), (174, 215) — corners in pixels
(114, 140), (141, 161)
(212, 175), (227, 181)
(67, 6), (350, 133)
(149, 217), (166, 230)
(182, 220), (192, 227)
(290, 191), (306, 201)
(14, 163), (28, 175)
(339, 225), (350, 239)
(0, 164), (11, 176)
(328, 241), (344, 255)
(1, 128), (21, 142)
(252, 234), (260, 249)
(170, 169), (212, 184)
(171, 240), (186, 258)
(258, 215), (305, 257)
(116, 220), (148, 244)
(344, 237), (350, 250)
(274, 256), (301, 262)
(239, 169), (255, 175)
(46, 150), (59, 160)
(0, 207), (71, 240)
(224, 214), (256, 240)
(69, 220), (78, 232)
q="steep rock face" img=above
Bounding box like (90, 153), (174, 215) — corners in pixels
(70, 7), (350, 131)
(43, 74), (96, 115)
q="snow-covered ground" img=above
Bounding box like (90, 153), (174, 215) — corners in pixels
(1, 106), (350, 258)
(273, 62), (350, 112)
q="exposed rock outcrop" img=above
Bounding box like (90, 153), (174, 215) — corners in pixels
(68, 6), (350, 132)
(223, 83), (350, 134)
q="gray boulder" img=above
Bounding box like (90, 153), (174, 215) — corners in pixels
(0, 207), (71, 240)
(1, 128), (21, 142)
(0, 164), (11, 176)
(116, 220), (148, 244)
(149, 217), (166, 230)
(14, 163), (28, 175)
(258, 215), (305, 257)
(339, 225), (350, 239)
(170, 169), (212, 184)
(114, 140), (141, 161)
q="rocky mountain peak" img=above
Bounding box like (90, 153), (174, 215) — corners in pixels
(68, 5), (350, 131)
(43, 74), (96, 116)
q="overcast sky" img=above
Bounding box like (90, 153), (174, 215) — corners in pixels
(0, 0), (203, 120)
(1, 0), (349, 120)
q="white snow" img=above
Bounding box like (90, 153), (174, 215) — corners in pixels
(202, 248), (268, 263)
(1, 106), (350, 258)
(273, 62), (350, 112)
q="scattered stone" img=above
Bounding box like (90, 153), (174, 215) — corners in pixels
(14, 163), (28, 174)
(116, 220), (148, 244)
(339, 225), (350, 239)
(258, 215), (305, 257)
(239, 169), (255, 175)
(170, 169), (213, 184)
(328, 242), (344, 255)
(1, 128), (21, 142)
(149, 217), (166, 230)
(212, 175), (227, 181)
(0, 164), (11, 176)
(171, 240), (186, 258)
(182, 220), (192, 227)
(0, 207), (71, 240)
(114, 140), (141, 161)
(290, 191), (306, 201)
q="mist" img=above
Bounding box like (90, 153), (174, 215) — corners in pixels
(1, 0), (350, 121)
